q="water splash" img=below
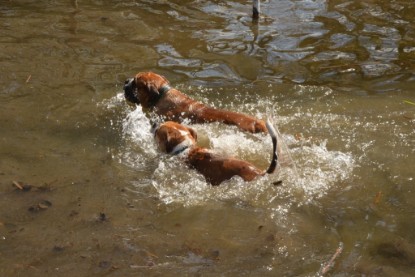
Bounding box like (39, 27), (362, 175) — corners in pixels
(99, 92), (125, 109)
(118, 105), (355, 208)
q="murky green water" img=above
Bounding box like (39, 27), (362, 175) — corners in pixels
(1, 0), (414, 276)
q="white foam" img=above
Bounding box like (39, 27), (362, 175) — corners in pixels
(121, 106), (158, 168)
(99, 92), (125, 109)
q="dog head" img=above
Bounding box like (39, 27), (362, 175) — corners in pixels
(152, 121), (197, 155)
(124, 72), (171, 108)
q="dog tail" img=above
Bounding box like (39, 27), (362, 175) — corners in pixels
(265, 119), (278, 174)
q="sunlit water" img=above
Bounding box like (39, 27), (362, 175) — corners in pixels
(1, 0), (415, 276)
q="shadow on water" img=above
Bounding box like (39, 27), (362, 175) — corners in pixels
(1, 0), (415, 276)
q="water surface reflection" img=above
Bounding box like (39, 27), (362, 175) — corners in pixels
(1, 0), (414, 276)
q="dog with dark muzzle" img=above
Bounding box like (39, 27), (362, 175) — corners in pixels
(124, 72), (267, 133)
(151, 120), (278, 185)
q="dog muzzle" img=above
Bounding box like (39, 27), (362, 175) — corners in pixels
(150, 121), (160, 136)
(124, 78), (139, 104)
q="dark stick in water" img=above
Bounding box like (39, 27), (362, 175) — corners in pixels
(253, 0), (260, 19)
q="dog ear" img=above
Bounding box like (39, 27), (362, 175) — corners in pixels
(154, 127), (169, 153)
(188, 127), (198, 141)
(146, 82), (160, 99)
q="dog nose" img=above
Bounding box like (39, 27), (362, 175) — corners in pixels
(124, 78), (140, 104)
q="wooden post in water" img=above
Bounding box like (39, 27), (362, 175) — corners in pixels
(253, 0), (260, 19)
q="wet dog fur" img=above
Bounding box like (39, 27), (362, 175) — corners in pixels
(151, 121), (278, 185)
(124, 72), (267, 133)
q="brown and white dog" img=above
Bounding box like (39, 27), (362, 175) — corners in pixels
(124, 72), (267, 133)
(151, 121), (278, 186)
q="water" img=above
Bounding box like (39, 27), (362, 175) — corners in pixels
(1, 0), (415, 276)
